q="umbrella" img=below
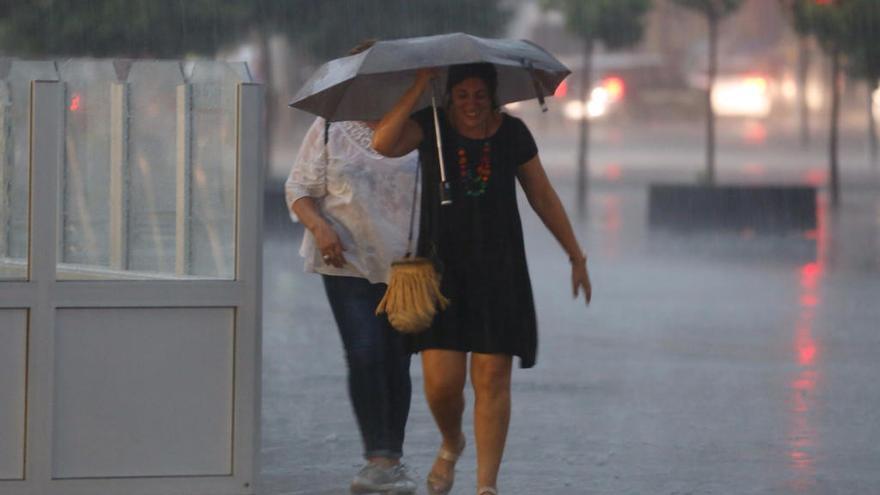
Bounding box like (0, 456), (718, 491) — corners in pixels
(289, 32), (570, 205)
(289, 33), (570, 332)
(289, 32), (570, 122)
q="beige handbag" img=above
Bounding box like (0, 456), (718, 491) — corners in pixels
(376, 257), (448, 333)
(375, 157), (449, 333)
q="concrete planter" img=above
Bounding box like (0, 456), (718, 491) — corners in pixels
(648, 184), (817, 232)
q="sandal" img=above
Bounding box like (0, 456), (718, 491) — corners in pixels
(478, 488), (498, 495)
(426, 434), (466, 495)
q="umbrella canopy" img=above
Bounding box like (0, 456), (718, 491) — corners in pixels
(289, 32), (570, 122)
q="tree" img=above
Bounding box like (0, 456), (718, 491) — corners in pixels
(0, 0), (509, 60)
(780, 0), (818, 148)
(671, 0), (743, 186)
(842, 0), (880, 167)
(280, 0), (510, 62)
(779, 0), (866, 207)
(807, 0), (848, 207)
(0, 0), (265, 58)
(540, 0), (652, 218)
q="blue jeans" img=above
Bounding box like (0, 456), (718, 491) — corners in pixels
(322, 275), (412, 459)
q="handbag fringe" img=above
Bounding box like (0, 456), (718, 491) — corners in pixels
(376, 257), (449, 333)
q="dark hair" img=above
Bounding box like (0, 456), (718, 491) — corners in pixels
(348, 39), (377, 55)
(445, 63), (499, 109)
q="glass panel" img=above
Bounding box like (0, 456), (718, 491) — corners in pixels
(188, 62), (244, 279)
(55, 60), (247, 280)
(126, 61), (181, 276)
(0, 61), (58, 280)
(57, 60), (115, 276)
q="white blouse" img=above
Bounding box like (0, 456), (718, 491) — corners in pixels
(285, 118), (420, 284)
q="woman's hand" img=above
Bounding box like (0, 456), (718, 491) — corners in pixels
(414, 67), (439, 88)
(371, 69), (432, 157)
(291, 197), (347, 268)
(572, 258), (592, 305)
(313, 221), (347, 268)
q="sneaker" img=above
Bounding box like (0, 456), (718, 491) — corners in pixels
(350, 462), (417, 494)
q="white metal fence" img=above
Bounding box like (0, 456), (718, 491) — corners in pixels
(0, 59), (263, 495)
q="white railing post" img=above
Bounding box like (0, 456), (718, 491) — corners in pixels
(234, 82), (263, 494)
(27, 79), (64, 491)
(175, 83), (192, 276)
(109, 82), (129, 270)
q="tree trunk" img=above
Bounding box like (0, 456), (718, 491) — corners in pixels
(576, 36), (594, 219)
(829, 49), (841, 208)
(868, 80), (878, 167)
(705, 14), (718, 185)
(797, 36), (811, 148)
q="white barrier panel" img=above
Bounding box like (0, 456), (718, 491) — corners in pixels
(0, 60), (262, 495)
(53, 307), (234, 478)
(0, 309), (27, 480)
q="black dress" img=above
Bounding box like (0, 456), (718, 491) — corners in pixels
(408, 107), (539, 368)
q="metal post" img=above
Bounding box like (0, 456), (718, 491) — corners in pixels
(58, 83), (69, 264)
(175, 84), (192, 276)
(234, 82), (263, 494)
(109, 82), (129, 270)
(576, 36), (594, 219)
(26, 79), (64, 491)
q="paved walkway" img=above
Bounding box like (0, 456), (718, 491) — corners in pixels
(260, 159), (880, 494)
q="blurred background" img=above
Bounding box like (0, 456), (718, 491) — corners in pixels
(4, 2), (880, 493)
(2, 0), (877, 191)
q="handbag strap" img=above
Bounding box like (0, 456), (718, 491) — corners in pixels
(404, 156), (420, 258)
(323, 119), (331, 204)
(323, 119), (330, 167)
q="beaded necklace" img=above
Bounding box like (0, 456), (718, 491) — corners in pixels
(455, 117), (494, 197)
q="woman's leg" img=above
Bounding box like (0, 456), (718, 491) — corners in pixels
(421, 349), (468, 480)
(323, 275), (410, 462)
(385, 322), (412, 459)
(470, 353), (513, 490)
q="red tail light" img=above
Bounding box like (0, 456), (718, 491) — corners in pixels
(554, 79), (568, 98)
(69, 93), (81, 112)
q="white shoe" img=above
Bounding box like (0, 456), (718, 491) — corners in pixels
(350, 462), (416, 494)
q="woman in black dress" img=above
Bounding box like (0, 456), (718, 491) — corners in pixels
(372, 63), (591, 495)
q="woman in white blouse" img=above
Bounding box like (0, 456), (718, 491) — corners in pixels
(285, 41), (420, 495)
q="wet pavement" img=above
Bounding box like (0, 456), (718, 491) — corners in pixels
(260, 130), (880, 494)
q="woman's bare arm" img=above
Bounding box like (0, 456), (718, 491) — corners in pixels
(517, 155), (592, 304)
(371, 70), (434, 157)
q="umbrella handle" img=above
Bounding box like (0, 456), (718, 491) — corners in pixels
(524, 59), (548, 113)
(431, 84), (452, 206)
(439, 180), (452, 206)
